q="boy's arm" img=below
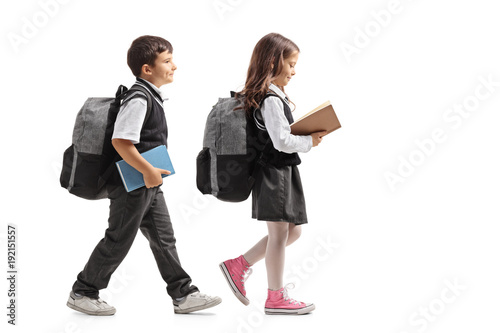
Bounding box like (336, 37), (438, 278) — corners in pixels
(112, 139), (170, 188)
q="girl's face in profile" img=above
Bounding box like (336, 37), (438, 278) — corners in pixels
(272, 51), (299, 87)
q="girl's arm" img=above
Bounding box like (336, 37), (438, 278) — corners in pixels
(260, 97), (312, 153)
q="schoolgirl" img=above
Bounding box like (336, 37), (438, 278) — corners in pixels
(220, 33), (326, 315)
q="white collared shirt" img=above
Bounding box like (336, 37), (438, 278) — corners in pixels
(260, 84), (313, 154)
(112, 79), (166, 144)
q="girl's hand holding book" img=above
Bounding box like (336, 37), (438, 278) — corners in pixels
(311, 131), (327, 147)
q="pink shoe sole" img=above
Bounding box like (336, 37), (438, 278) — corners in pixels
(219, 262), (250, 306)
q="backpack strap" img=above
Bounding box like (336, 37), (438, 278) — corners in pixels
(100, 85), (154, 184)
(249, 136), (273, 188)
(249, 91), (288, 185)
(253, 91), (287, 131)
(118, 85), (153, 127)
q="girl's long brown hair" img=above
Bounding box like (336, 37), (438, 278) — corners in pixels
(236, 33), (300, 117)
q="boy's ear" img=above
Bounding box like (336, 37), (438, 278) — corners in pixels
(141, 64), (152, 76)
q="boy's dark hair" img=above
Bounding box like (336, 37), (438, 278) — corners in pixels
(127, 35), (173, 77)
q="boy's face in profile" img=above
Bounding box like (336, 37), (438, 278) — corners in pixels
(142, 51), (177, 88)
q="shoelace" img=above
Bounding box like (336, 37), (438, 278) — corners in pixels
(281, 283), (302, 305)
(193, 292), (210, 299)
(240, 266), (253, 290)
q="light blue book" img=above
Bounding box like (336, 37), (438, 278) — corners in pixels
(115, 145), (175, 192)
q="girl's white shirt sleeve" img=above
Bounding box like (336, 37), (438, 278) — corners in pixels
(260, 96), (313, 154)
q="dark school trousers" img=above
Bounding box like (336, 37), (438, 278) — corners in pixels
(72, 185), (198, 299)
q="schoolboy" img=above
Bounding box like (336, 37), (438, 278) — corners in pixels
(67, 35), (221, 315)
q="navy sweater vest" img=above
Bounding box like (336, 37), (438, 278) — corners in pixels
(134, 78), (168, 153)
(257, 96), (301, 168)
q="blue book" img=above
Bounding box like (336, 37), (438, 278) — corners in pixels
(115, 145), (175, 192)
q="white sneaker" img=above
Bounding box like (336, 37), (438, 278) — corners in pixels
(173, 291), (222, 314)
(66, 291), (116, 316)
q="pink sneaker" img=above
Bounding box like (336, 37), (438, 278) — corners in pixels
(219, 255), (252, 305)
(264, 284), (315, 315)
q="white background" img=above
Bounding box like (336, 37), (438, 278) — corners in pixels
(1, 0), (499, 332)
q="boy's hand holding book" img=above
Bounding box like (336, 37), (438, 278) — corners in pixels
(143, 167), (171, 188)
(113, 144), (176, 192)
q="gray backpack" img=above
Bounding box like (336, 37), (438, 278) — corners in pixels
(60, 85), (151, 200)
(196, 92), (277, 202)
